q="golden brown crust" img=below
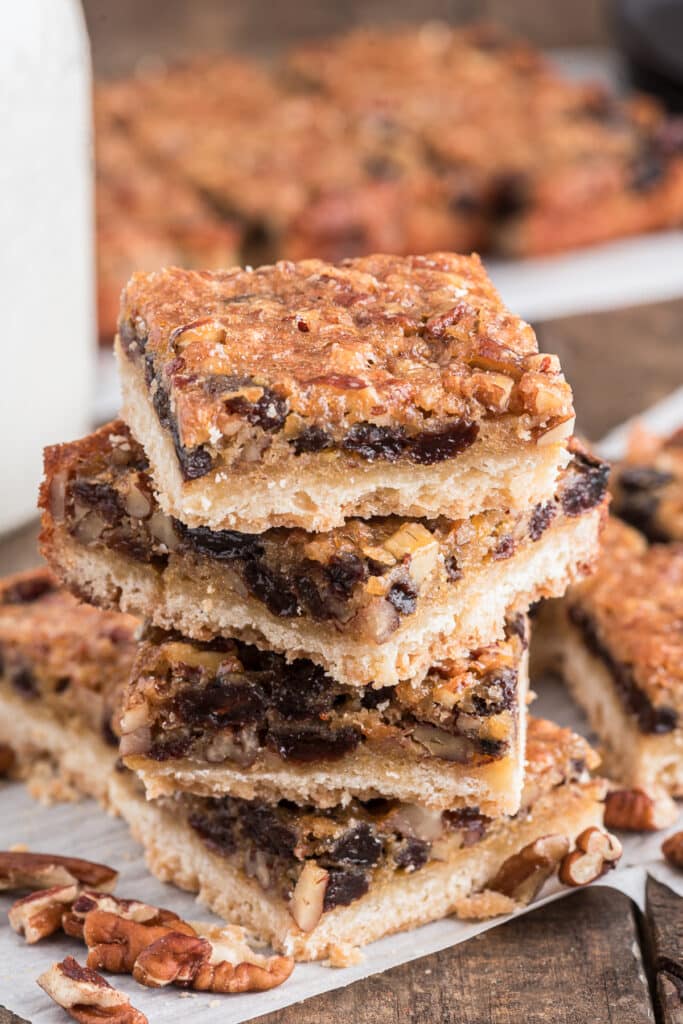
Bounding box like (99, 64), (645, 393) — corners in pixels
(568, 517), (683, 716)
(119, 254), (573, 455)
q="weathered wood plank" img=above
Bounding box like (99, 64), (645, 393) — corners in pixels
(254, 889), (653, 1024)
(644, 876), (683, 1024)
(537, 298), (683, 442)
(0, 1007), (30, 1024)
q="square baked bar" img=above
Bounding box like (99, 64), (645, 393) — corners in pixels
(0, 568), (137, 803)
(534, 517), (683, 800)
(41, 424), (607, 687)
(115, 254), (575, 532)
(111, 717), (607, 961)
(119, 616), (529, 815)
(611, 425), (683, 542)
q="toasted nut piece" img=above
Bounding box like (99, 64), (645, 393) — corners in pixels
(490, 835), (570, 903)
(604, 788), (678, 832)
(64, 891), (183, 939)
(0, 743), (15, 776)
(37, 955), (147, 1024)
(559, 827), (623, 886)
(535, 415), (575, 447)
(9, 884), (78, 943)
(662, 831), (683, 869)
(133, 926), (294, 993)
(84, 909), (196, 974)
(0, 851), (117, 892)
(289, 861), (329, 932)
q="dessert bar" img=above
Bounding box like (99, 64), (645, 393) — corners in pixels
(119, 617), (529, 814)
(115, 254), (575, 531)
(111, 718), (606, 961)
(0, 568), (137, 802)
(611, 426), (683, 542)
(533, 518), (683, 799)
(40, 423), (608, 687)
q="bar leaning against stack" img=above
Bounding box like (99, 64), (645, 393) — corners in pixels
(40, 252), (613, 961)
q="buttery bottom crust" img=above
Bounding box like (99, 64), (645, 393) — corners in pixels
(538, 613), (683, 798)
(109, 772), (604, 962)
(44, 509), (602, 688)
(117, 339), (571, 533)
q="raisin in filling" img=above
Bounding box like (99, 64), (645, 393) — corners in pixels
(187, 795), (490, 912)
(561, 449), (610, 516)
(568, 604), (677, 733)
(613, 465), (674, 542)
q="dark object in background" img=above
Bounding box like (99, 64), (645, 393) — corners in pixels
(614, 0), (683, 111)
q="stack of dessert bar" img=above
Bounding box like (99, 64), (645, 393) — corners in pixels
(33, 252), (612, 960)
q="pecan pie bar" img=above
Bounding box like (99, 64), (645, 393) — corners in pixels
(115, 254), (575, 532)
(95, 127), (240, 345)
(0, 568), (137, 802)
(40, 423), (607, 687)
(533, 518), (683, 799)
(110, 718), (606, 961)
(118, 617), (529, 814)
(611, 425), (683, 542)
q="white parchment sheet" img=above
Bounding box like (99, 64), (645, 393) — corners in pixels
(2, 388), (683, 1022)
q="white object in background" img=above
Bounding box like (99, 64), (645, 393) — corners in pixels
(0, 1), (94, 534)
(487, 229), (683, 324)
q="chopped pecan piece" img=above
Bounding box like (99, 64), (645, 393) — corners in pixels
(490, 834), (570, 903)
(604, 787), (678, 831)
(37, 956), (147, 1024)
(133, 923), (293, 992)
(0, 851), (117, 892)
(9, 883), (78, 943)
(662, 831), (683, 869)
(559, 827), (623, 886)
(83, 909), (196, 974)
(63, 890), (182, 939)
(289, 861), (329, 931)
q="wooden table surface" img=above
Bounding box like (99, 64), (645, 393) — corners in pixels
(1, 297), (683, 1023)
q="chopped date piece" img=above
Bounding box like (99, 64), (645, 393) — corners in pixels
(529, 501), (556, 541)
(407, 421), (479, 465)
(175, 521), (263, 561)
(325, 553), (367, 596)
(188, 809), (238, 857)
(243, 561), (299, 617)
(629, 143), (665, 193)
(290, 426), (333, 455)
(238, 803), (299, 856)
(328, 824), (382, 867)
(561, 453), (609, 516)
(387, 580), (418, 615)
(267, 724), (362, 763)
(342, 422), (407, 461)
(394, 837), (431, 871)
(225, 387), (288, 433)
(322, 867), (370, 911)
